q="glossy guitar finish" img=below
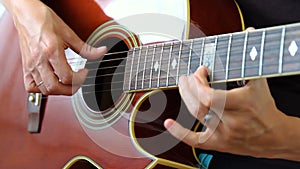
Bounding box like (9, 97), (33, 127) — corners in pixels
(0, 0), (242, 168)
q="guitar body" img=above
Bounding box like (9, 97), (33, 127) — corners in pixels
(0, 0), (242, 168)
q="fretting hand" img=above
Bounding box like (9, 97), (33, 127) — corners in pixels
(164, 66), (300, 161)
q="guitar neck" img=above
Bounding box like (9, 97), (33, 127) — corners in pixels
(124, 22), (300, 92)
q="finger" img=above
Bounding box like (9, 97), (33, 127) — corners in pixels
(30, 67), (44, 93)
(44, 39), (89, 86)
(246, 27), (255, 31)
(193, 66), (210, 86)
(24, 73), (41, 93)
(193, 66), (226, 120)
(63, 26), (107, 60)
(19, 36), (41, 93)
(164, 119), (212, 147)
(37, 60), (81, 95)
(79, 43), (107, 60)
(179, 75), (209, 121)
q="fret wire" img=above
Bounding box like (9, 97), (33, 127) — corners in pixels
(149, 44), (156, 88)
(126, 39), (286, 81)
(194, 33), (282, 55)
(86, 49), (288, 79)
(241, 31), (248, 79)
(86, 57), (300, 88)
(187, 39), (194, 76)
(200, 38), (205, 66)
(259, 29), (266, 76)
(176, 41), (183, 84)
(84, 23), (300, 64)
(279, 26), (286, 74)
(141, 46), (149, 89)
(157, 43), (164, 88)
(135, 46), (142, 90)
(84, 55), (300, 91)
(213, 59), (299, 74)
(121, 24), (300, 90)
(125, 32), (289, 71)
(211, 37), (218, 82)
(128, 49), (135, 90)
(82, 25), (298, 67)
(226, 34), (232, 80)
(166, 42), (174, 87)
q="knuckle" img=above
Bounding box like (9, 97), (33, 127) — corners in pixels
(24, 79), (35, 92)
(198, 88), (213, 107)
(41, 40), (57, 59)
(189, 104), (199, 116)
(30, 47), (40, 60)
(60, 73), (73, 84)
(35, 58), (43, 68)
(24, 84), (34, 92)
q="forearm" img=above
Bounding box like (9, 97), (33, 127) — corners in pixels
(0, 0), (51, 38)
(1, 0), (37, 12)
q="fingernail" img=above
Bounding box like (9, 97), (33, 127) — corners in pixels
(199, 66), (210, 76)
(164, 119), (174, 129)
(98, 46), (107, 52)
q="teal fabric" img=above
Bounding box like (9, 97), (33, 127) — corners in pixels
(199, 153), (213, 169)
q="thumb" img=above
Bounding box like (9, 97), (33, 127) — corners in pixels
(164, 119), (208, 146)
(79, 43), (107, 60)
(64, 28), (107, 60)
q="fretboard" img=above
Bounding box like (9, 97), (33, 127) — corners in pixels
(124, 22), (300, 92)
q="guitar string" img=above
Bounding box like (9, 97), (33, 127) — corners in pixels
(83, 33), (292, 78)
(80, 24), (300, 63)
(42, 24), (300, 167)
(73, 27), (299, 66)
(82, 53), (299, 91)
(67, 29), (300, 92)
(81, 29), (296, 74)
(81, 59), (298, 95)
(75, 30), (298, 77)
(82, 45), (298, 88)
(83, 52), (297, 85)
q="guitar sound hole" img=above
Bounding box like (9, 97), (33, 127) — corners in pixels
(82, 37), (128, 112)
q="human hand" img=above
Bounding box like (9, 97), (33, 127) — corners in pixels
(11, 0), (106, 95)
(164, 66), (289, 159)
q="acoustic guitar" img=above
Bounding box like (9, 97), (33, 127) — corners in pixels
(3, 0), (298, 168)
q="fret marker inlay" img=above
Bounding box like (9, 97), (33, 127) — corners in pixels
(203, 43), (215, 70)
(172, 58), (177, 69)
(250, 47), (258, 61)
(123, 22), (300, 92)
(289, 40), (298, 56)
(154, 61), (159, 72)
